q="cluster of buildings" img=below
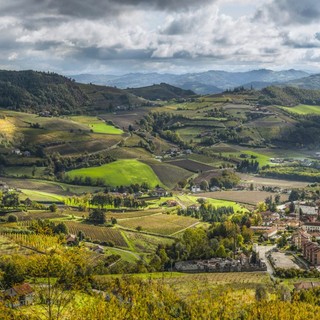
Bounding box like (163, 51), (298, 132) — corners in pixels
(175, 256), (266, 273)
(292, 230), (320, 267)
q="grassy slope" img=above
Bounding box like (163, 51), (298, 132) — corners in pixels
(279, 104), (320, 115)
(66, 159), (163, 187)
(70, 116), (123, 134)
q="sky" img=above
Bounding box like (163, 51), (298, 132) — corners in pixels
(0, 0), (320, 75)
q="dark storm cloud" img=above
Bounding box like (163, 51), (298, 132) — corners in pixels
(74, 46), (155, 61)
(255, 0), (320, 25)
(0, 0), (215, 20)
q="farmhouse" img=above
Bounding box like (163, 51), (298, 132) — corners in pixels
(187, 204), (200, 211)
(4, 283), (34, 307)
(152, 187), (168, 197)
(262, 227), (278, 240)
(91, 245), (104, 254)
(66, 234), (77, 245)
(191, 185), (201, 193)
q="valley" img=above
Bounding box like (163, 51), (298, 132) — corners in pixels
(2, 71), (320, 318)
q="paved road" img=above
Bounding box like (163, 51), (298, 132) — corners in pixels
(256, 245), (276, 275)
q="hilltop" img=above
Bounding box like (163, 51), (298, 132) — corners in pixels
(125, 83), (195, 100)
(0, 70), (147, 115)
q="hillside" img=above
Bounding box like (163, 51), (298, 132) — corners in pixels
(285, 73), (320, 90)
(125, 83), (195, 100)
(0, 70), (147, 115)
(258, 86), (320, 106)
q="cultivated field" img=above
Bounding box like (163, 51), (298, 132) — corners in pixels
(125, 231), (174, 253)
(0, 235), (36, 256)
(239, 173), (309, 188)
(64, 221), (128, 247)
(66, 159), (162, 187)
(166, 159), (214, 173)
(142, 160), (194, 189)
(197, 191), (288, 206)
(1, 177), (101, 195)
(106, 209), (162, 220)
(118, 213), (199, 236)
(70, 116), (123, 134)
(279, 104), (320, 115)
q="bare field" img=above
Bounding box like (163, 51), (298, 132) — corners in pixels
(197, 190), (288, 206)
(239, 174), (309, 188)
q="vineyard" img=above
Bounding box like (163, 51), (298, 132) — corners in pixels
(1, 232), (61, 252)
(163, 272), (272, 296)
(64, 221), (128, 247)
(118, 214), (199, 236)
(126, 231), (174, 252)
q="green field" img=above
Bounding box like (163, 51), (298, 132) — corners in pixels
(19, 189), (65, 202)
(70, 116), (123, 134)
(66, 159), (162, 187)
(279, 104), (320, 115)
(175, 195), (247, 213)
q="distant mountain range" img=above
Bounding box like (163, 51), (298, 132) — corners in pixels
(70, 69), (311, 94)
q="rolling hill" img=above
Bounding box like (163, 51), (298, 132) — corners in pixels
(125, 83), (195, 100)
(0, 70), (147, 115)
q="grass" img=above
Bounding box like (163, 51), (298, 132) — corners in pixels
(19, 189), (65, 202)
(279, 104), (320, 115)
(118, 213), (199, 236)
(66, 159), (163, 187)
(174, 194), (247, 213)
(197, 190), (288, 206)
(142, 160), (194, 189)
(70, 116), (123, 134)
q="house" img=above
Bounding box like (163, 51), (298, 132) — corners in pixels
(4, 283), (34, 307)
(91, 245), (104, 254)
(152, 187), (168, 197)
(191, 185), (201, 193)
(66, 234), (77, 245)
(260, 211), (280, 226)
(0, 182), (9, 191)
(294, 282), (320, 291)
(303, 222), (320, 232)
(166, 200), (178, 207)
(187, 204), (200, 211)
(11, 148), (21, 155)
(262, 227), (278, 239)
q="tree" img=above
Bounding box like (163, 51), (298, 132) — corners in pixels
(215, 245), (227, 258)
(54, 222), (69, 235)
(88, 209), (106, 224)
(7, 214), (18, 223)
(2, 191), (19, 208)
(289, 190), (300, 202)
(255, 284), (268, 301)
(77, 230), (86, 241)
(49, 203), (57, 213)
(200, 180), (209, 191)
